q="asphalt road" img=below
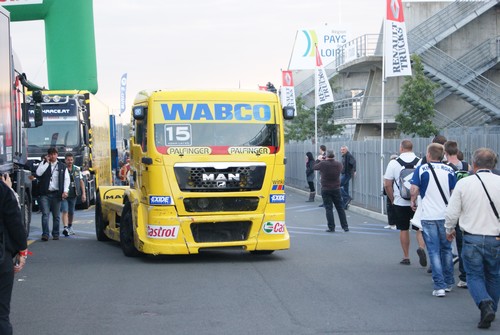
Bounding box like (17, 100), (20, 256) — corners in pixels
(10, 190), (495, 334)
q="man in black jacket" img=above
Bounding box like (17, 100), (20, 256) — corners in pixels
(340, 145), (356, 209)
(0, 173), (28, 335)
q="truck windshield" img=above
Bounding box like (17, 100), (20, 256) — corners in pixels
(27, 121), (80, 147)
(154, 123), (278, 153)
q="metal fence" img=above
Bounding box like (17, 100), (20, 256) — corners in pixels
(285, 126), (500, 213)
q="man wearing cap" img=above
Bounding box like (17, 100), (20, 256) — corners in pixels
(36, 147), (70, 241)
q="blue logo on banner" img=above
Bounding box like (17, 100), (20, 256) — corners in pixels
(269, 194), (286, 203)
(149, 196), (172, 205)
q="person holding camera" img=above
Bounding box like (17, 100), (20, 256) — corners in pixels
(36, 147), (70, 241)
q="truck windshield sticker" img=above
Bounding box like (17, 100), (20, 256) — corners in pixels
(228, 147), (270, 155)
(160, 103), (272, 122)
(167, 147), (212, 155)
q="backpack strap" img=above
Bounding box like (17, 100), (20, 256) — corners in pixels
(397, 157), (419, 168)
(462, 161), (469, 171)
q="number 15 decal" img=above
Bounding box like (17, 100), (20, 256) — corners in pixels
(165, 124), (192, 146)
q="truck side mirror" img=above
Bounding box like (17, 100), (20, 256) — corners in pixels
(34, 103), (43, 127)
(282, 106), (295, 120)
(132, 106), (146, 120)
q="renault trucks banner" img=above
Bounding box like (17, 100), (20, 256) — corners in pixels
(385, 0), (412, 77)
(289, 26), (347, 70)
(280, 70), (296, 114)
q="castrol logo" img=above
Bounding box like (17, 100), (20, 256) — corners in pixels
(147, 225), (179, 239)
(262, 221), (285, 234)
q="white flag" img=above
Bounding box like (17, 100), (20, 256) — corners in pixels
(385, 0), (412, 77)
(314, 45), (334, 107)
(280, 70), (297, 115)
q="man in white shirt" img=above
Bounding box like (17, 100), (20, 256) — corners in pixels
(411, 143), (457, 297)
(445, 148), (500, 329)
(384, 140), (427, 266)
(35, 147), (70, 241)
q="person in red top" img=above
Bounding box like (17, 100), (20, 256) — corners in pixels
(119, 159), (130, 185)
(313, 150), (349, 232)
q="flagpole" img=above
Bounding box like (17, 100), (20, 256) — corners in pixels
(380, 10), (386, 215)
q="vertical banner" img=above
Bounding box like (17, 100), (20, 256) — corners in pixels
(314, 45), (334, 107)
(119, 73), (127, 115)
(385, 0), (412, 77)
(280, 70), (297, 115)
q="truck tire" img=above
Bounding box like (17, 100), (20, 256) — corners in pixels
(120, 202), (141, 257)
(95, 195), (110, 241)
(81, 183), (91, 209)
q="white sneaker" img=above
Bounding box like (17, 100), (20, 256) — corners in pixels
(445, 286), (453, 292)
(62, 227), (69, 237)
(68, 227), (76, 235)
(457, 280), (467, 288)
(432, 289), (446, 297)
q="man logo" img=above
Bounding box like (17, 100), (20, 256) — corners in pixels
(216, 181), (226, 188)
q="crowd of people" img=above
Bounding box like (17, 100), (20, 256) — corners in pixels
(304, 138), (499, 329)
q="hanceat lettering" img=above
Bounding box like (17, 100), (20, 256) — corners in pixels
(228, 147), (270, 155)
(270, 194), (286, 203)
(149, 196), (172, 205)
(262, 221), (286, 234)
(161, 103), (271, 121)
(147, 225), (179, 239)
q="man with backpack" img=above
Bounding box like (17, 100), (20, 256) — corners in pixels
(384, 139), (427, 266)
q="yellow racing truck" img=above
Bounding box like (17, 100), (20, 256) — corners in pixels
(95, 90), (294, 256)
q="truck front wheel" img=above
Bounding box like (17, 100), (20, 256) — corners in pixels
(95, 195), (110, 241)
(120, 202), (141, 257)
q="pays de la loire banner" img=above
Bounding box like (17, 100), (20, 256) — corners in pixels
(289, 26), (348, 70)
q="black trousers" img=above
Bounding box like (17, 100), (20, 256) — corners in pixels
(0, 256), (14, 335)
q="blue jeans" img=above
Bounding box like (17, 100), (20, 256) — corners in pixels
(421, 219), (454, 290)
(340, 173), (351, 207)
(39, 193), (62, 237)
(321, 188), (348, 231)
(462, 234), (500, 312)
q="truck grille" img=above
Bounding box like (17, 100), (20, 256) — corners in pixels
(184, 197), (259, 212)
(174, 164), (266, 192)
(190, 221), (251, 243)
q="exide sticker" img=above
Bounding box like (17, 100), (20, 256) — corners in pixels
(262, 221), (286, 234)
(149, 195), (172, 205)
(269, 194), (285, 203)
(147, 225), (179, 239)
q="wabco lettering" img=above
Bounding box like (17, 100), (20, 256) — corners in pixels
(270, 194), (286, 203)
(262, 221), (286, 234)
(149, 196), (172, 205)
(161, 103), (271, 121)
(147, 225), (179, 239)
(202, 173), (240, 182)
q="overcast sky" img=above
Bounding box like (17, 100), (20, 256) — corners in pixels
(10, 0), (386, 112)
